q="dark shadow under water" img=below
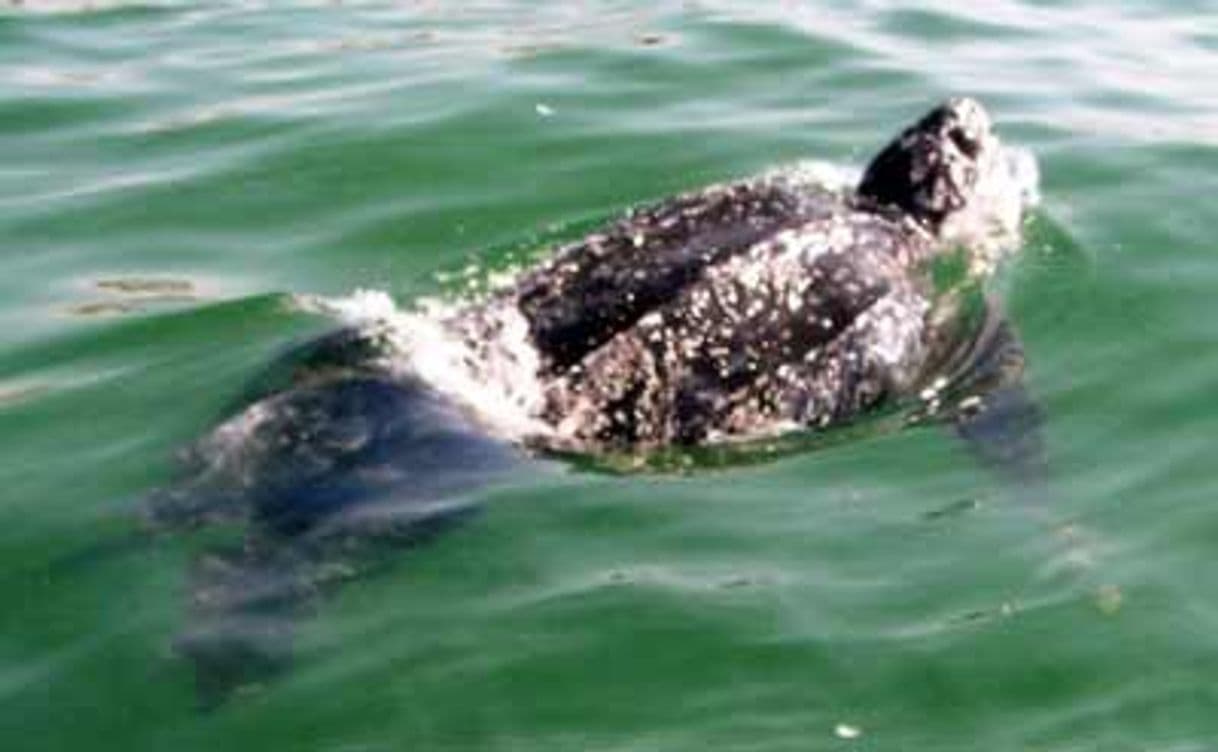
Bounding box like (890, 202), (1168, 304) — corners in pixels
(143, 329), (532, 707)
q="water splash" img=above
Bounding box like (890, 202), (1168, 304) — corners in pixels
(295, 289), (551, 443)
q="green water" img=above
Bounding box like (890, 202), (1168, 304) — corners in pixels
(3, 2), (1217, 750)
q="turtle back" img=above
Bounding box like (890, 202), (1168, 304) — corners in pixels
(515, 177), (842, 373)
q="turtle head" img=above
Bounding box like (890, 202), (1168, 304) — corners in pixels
(858, 98), (1038, 270)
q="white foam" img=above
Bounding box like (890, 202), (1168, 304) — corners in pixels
(295, 289), (552, 443)
(295, 287), (400, 325)
(940, 143), (1041, 275)
(761, 159), (862, 193)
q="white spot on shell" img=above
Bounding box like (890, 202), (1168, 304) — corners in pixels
(958, 395), (983, 411)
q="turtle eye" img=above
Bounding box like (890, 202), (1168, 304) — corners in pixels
(948, 126), (980, 158)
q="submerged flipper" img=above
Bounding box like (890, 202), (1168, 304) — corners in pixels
(916, 298), (1047, 492)
(948, 314), (1047, 491)
(955, 380), (1046, 491)
(938, 306), (1115, 619)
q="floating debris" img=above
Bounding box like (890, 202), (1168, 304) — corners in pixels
(319, 35), (396, 54)
(68, 300), (138, 317)
(948, 599), (1018, 626)
(1095, 584), (1124, 615)
(66, 276), (200, 317)
(716, 574), (762, 590)
(921, 496), (981, 521)
(834, 723), (862, 740)
(95, 277), (194, 296)
(535, 103), (555, 118)
(600, 565), (775, 592)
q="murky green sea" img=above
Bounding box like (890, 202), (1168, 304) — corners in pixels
(3, 2), (1218, 750)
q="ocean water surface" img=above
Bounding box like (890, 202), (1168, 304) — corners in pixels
(2, 2), (1217, 750)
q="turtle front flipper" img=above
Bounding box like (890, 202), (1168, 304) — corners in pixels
(954, 378), (1046, 492)
(930, 303), (1047, 491)
(933, 304), (1118, 613)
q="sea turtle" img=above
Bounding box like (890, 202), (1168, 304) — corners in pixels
(433, 96), (1039, 452)
(146, 97), (1043, 704)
